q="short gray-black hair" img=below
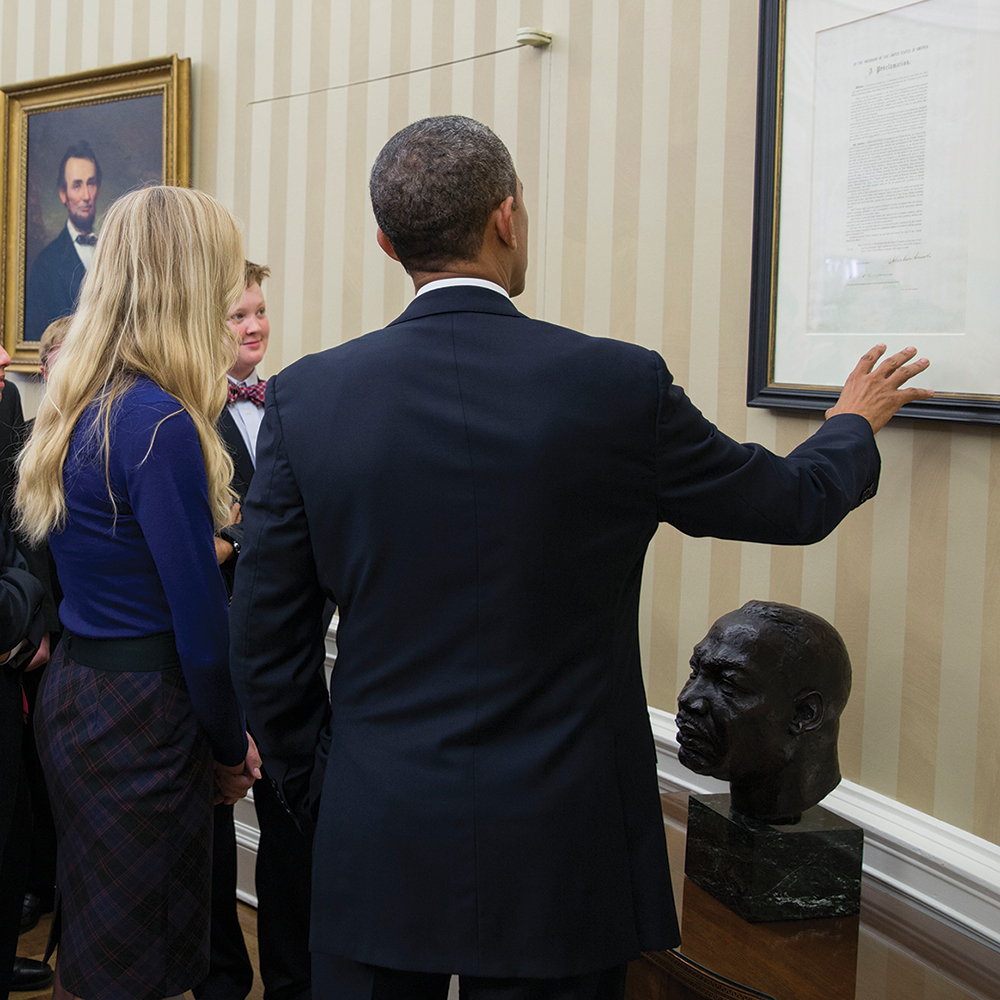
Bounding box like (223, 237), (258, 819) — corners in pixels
(369, 116), (518, 272)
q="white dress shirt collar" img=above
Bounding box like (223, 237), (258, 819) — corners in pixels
(67, 219), (96, 269)
(226, 370), (263, 463)
(415, 277), (510, 299)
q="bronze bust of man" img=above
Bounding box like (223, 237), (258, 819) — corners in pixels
(676, 600), (851, 824)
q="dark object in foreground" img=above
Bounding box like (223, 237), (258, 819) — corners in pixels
(19, 892), (50, 935)
(684, 793), (863, 923)
(11, 957), (54, 991)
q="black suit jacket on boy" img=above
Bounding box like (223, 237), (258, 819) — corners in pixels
(230, 285), (880, 978)
(218, 407), (256, 504)
(217, 407), (255, 595)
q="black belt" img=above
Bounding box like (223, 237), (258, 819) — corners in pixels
(62, 631), (181, 672)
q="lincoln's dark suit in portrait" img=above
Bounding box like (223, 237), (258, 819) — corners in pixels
(24, 227), (86, 343)
(230, 116), (930, 1000)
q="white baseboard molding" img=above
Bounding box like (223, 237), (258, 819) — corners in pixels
(234, 816), (260, 908)
(648, 707), (1000, 954)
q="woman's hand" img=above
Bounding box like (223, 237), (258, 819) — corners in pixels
(214, 537), (235, 565)
(213, 732), (263, 805)
(215, 502), (242, 565)
(26, 632), (51, 672)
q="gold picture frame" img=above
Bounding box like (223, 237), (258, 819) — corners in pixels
(1, 55), (190, 370)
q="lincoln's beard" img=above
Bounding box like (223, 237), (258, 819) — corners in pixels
(68, 207), (95, 233)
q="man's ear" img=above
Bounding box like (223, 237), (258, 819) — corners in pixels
(493, 195), (517, 250)
(789, 691), (824, 734)
(376, 227), (400, 261)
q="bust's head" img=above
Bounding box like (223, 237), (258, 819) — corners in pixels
(676, 601), (851, 824)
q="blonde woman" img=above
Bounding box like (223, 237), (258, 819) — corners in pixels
(16, 186), (259, 1000)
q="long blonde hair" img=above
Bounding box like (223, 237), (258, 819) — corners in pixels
(16, 185), (244, 545)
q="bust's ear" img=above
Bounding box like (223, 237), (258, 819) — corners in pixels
(789, 691), (824, 734)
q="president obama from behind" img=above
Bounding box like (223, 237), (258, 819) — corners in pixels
(230, 116), (932, 1000)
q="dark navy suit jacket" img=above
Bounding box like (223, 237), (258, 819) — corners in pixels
(230, 286), (879, 978)
(24, 226), (86, 343)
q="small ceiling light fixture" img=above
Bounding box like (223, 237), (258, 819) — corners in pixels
(516, 28), (553, 48)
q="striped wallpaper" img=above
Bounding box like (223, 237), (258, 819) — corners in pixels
(4, 0), (998, 849)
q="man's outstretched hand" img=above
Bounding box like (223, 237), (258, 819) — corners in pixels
(826, 344), (933, 433)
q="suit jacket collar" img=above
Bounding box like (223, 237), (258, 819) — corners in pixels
(388, 285), (525, 327)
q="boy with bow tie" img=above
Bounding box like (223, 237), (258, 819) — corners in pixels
(199, 262), (314, 1000)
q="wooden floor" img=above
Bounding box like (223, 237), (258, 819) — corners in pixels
(13, 904), (469, 1000)
(13, 840), (997, 1000)
(13, 903), (265, 1000)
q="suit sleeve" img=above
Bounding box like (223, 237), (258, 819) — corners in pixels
(0, 400), (63, 636)
(18, 539), (61, 635)
(0, 388), (45, 651)
(0, 383), (26, 527)
(1, 517), (44, 653)
(229, 376), (332, 825)
(653, 353), (880, 543)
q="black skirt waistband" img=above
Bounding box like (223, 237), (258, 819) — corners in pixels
(62, 631), (181, 672)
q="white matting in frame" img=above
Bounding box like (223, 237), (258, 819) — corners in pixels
(770, 0), (1000, 402)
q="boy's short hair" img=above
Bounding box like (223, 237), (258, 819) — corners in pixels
(245, 260), (270, 289)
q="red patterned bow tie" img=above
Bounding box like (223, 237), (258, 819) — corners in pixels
(227, 380), (266, 407)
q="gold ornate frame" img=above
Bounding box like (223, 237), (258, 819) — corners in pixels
(1, 55), (190, 370)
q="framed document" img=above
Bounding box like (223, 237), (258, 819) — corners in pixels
(748, 0), (1000, 423)
(1, 56), (190, 369)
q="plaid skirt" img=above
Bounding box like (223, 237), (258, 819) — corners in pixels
(35, 641), (215, 1000)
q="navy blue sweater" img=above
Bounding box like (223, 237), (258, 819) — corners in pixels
(49, 377), (246, 765)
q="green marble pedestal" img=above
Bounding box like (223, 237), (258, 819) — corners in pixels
(684, 793), (863, 923)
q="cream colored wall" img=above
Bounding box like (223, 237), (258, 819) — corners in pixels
(4, 0), (997, 848)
